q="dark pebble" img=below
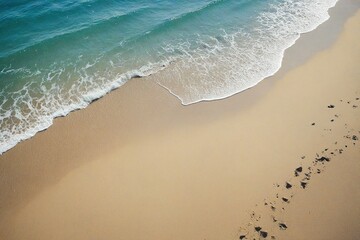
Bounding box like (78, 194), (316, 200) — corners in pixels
(279, 223), (288, 230)
(316, 156), (330, 162)
(285, 182), (292, 189)
(259, 231), (268, 238)
(328, 105), (335, 108)
(255, 226), (262, 232)
(300, 181), (308, 189)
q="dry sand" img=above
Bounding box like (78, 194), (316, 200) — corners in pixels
(0, 4), (359, 240)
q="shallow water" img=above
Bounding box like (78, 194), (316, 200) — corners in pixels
(0, 0), (338, 154)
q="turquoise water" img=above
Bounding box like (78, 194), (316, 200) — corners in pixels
(0, 0), (338, 154)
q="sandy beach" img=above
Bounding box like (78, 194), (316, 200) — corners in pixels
(0, 2), (359, 240)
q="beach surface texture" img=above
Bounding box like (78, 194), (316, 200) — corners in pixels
(0, 1), (359, 240)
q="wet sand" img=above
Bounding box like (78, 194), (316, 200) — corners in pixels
(0, 3), (359, 240)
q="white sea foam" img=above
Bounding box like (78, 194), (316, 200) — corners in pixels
(154, 0), (339, 105)
(0, 0), (339, 155)
(0, 59), (173, 154)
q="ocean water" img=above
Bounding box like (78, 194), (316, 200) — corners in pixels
(0, 0), (338, 154)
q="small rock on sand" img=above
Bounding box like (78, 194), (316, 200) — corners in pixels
(316, 156), (330, 162)
(295, 166), (303, 176)
(279, 223), (288, 230)
(328, 104), (335, 108)
(300, 181), (308, 189)
(259, 231), (268, 238)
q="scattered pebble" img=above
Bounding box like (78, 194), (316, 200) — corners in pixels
(238, 96), (359, 240)
(300, 181), (308, 189)
(294, 167), (303, 177)
(279, 223), (288, 230)
(316, 156), (330, 162)
(259, 231), (268, 238)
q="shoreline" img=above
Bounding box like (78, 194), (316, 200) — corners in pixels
(1, 2), (360, 240)
(165, 0), (356, 106)
(1, 0), (358, 155)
